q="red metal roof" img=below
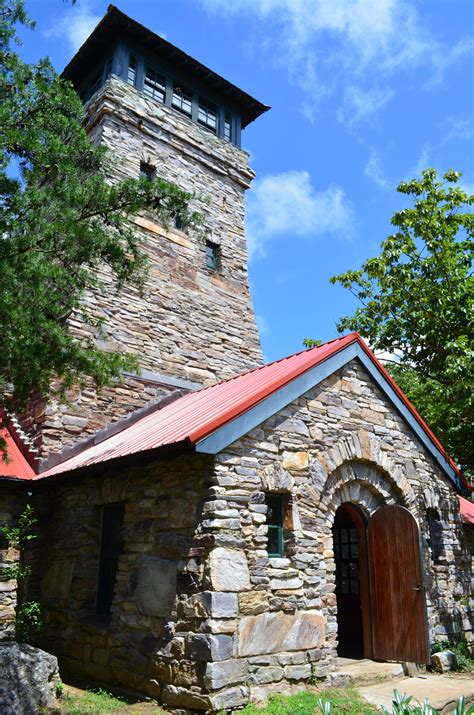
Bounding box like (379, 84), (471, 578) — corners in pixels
(36, 332), (467, 489)
(38, 334), (356, 478)
(459, 496), (474, 525)
(0, 427), (36, 480)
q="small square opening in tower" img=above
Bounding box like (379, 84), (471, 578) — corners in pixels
(205, 240), (220, 270)
(140, 162), (155, 181)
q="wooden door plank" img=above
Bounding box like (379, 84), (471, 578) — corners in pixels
(368, 505), (430, 664)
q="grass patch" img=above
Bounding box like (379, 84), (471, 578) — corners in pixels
(240, 687), (378, 715)
(52, 688), (128, 714)
(48, 687), (163, 714)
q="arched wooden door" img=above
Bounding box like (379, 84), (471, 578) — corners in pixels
(367, 505), (430, 664)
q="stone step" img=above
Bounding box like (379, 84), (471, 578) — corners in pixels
(359, 675), (474, 714)
(330, 658), (406, 687)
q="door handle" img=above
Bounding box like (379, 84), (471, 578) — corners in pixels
(412, 584), (422, 591)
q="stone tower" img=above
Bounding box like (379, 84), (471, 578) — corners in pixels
(20, 6), (269, 460)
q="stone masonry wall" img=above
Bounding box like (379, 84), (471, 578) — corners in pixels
(205, 359), (472, 704)
(33, 359), (472, 712)
(36, 453), (218, 707)
(0, 485), (27, 641)
(19, 76), (262, 457)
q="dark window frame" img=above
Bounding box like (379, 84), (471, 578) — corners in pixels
(127, 53), (137, 86)
(426, 508), (444, 563)
(198, 99), (218, 133)
(265, 494), (285, 557)
(96, 503), (125, 616)
(205, 240), (220, 271)
(172, 83), (192, 116)
(224, 113), (232, 142)
(144, 63), (166, 103)
(81, 56), (113, 102)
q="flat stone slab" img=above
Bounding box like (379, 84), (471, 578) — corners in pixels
(360, 675), (474, 714)
(335, 657), (405, 685)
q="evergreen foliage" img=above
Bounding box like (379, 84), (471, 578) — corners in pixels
(0, 0), (199, 420)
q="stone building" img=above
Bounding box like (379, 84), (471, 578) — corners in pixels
(0, 6), (473, 715)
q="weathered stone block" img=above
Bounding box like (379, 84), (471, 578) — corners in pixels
(204, 658), (248, 690)
(327, 671), (350, 687)
(285, 664), (311, 680)
(239, 590), (269, 615)
(161, 684), (211, 709)
(269, 577), (303, 590)
(208, 685), (249, 711)
(186, 634), (234, 662)
(238, 610), (325, 657)
(209, 548), (250, 592)
(42, 560), (75, 600)
(183, 591), (238, 618)
(248, 665), (284, 684)
(431, 650), (457, 673)
(282, 451), (309, 471)
(135, 556), (177, 617)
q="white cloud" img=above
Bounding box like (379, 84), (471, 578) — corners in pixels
(364, 149), (390, 190)
(441, 116), (474, 144)
(246, 170), (353, 259)
(44, 2), (101, 52)
(198, 0), (472, 125)
(338, 86), (394, 127)
(429, 37), (474, 86)
(255, 313), (270, 336)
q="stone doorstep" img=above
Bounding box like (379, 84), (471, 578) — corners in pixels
(359, 675), (474, 715)
(331, 658), (406, 687)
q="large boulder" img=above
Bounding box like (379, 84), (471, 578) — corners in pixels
(0, 642), (60, 714)
(431, 650), (457, 673)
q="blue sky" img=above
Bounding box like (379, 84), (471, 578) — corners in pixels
(21, 0), (474, 362)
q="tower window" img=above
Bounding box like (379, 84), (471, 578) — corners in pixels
(427, 509), (443, 563)
(140, 162), (155, 180)
(87, 68), (105, 97)
(198, 100), (217, 132)
(265, 494), (285, 557)
(144, 65), (166, 103)
(205, 241), (219, 270)
(172, 84), (192, 115)
(173, 215), (183, 230)
(127, 54), (137, 86)
(224, 113), (232, 142)
(96, 503), (125, 616)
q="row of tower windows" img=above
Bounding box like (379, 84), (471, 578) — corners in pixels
(128, 54), (232, 141)
(139, 162), (220, 271)
(79, 51), (237, 145)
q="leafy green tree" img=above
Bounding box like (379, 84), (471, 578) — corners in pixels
(0, 0), (198, 419)
(329, 169), (473, 475)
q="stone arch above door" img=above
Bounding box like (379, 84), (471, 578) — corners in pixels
(302, 428), (418, 511)
(321, 461), (415, 524)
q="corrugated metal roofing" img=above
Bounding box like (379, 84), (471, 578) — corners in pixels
(0, 427), (36, 480)
(459, 496), (474, 526)
(38, 334), (357, 478)
(35, 332), (467, 488)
